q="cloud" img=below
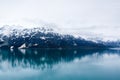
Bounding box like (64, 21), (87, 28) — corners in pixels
(0, 0), (120, 40)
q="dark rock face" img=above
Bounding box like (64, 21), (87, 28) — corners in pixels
(0, 26), (119, 49)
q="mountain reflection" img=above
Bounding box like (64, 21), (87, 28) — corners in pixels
(0, 48), (119, 70)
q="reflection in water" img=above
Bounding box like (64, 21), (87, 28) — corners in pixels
(0, 49), (105, 70)
(0, 48), (120, 80)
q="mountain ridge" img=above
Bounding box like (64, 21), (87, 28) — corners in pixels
(0, 25), (119, 49)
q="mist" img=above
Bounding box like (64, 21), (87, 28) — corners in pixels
(0, 0), (120, 40)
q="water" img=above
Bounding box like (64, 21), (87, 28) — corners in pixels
(0, 48), (120, 80)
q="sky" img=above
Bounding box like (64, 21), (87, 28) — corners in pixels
(0, 0), (120, 40)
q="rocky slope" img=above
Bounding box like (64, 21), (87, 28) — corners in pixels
(0, 25), (119, 49)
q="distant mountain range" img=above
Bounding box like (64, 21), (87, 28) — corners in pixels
(0, 25), (120, 49)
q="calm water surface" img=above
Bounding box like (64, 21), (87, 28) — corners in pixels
(0, 48), (120, 80)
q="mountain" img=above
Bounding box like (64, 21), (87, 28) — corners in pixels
(0, 25), (119, 49)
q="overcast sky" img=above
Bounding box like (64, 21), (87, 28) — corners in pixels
(0, 0), (120, 40)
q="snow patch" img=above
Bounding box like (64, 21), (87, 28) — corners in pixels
(19, 43), (27, 49)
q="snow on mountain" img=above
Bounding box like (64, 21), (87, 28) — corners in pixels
(0, 25), (119, 49)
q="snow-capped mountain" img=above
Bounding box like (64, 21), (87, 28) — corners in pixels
(0, 25), (119, 49)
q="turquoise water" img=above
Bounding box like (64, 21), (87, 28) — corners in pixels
(0, 48), (120, 80)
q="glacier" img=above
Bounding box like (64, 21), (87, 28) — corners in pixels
(0, 25), (120, 49)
